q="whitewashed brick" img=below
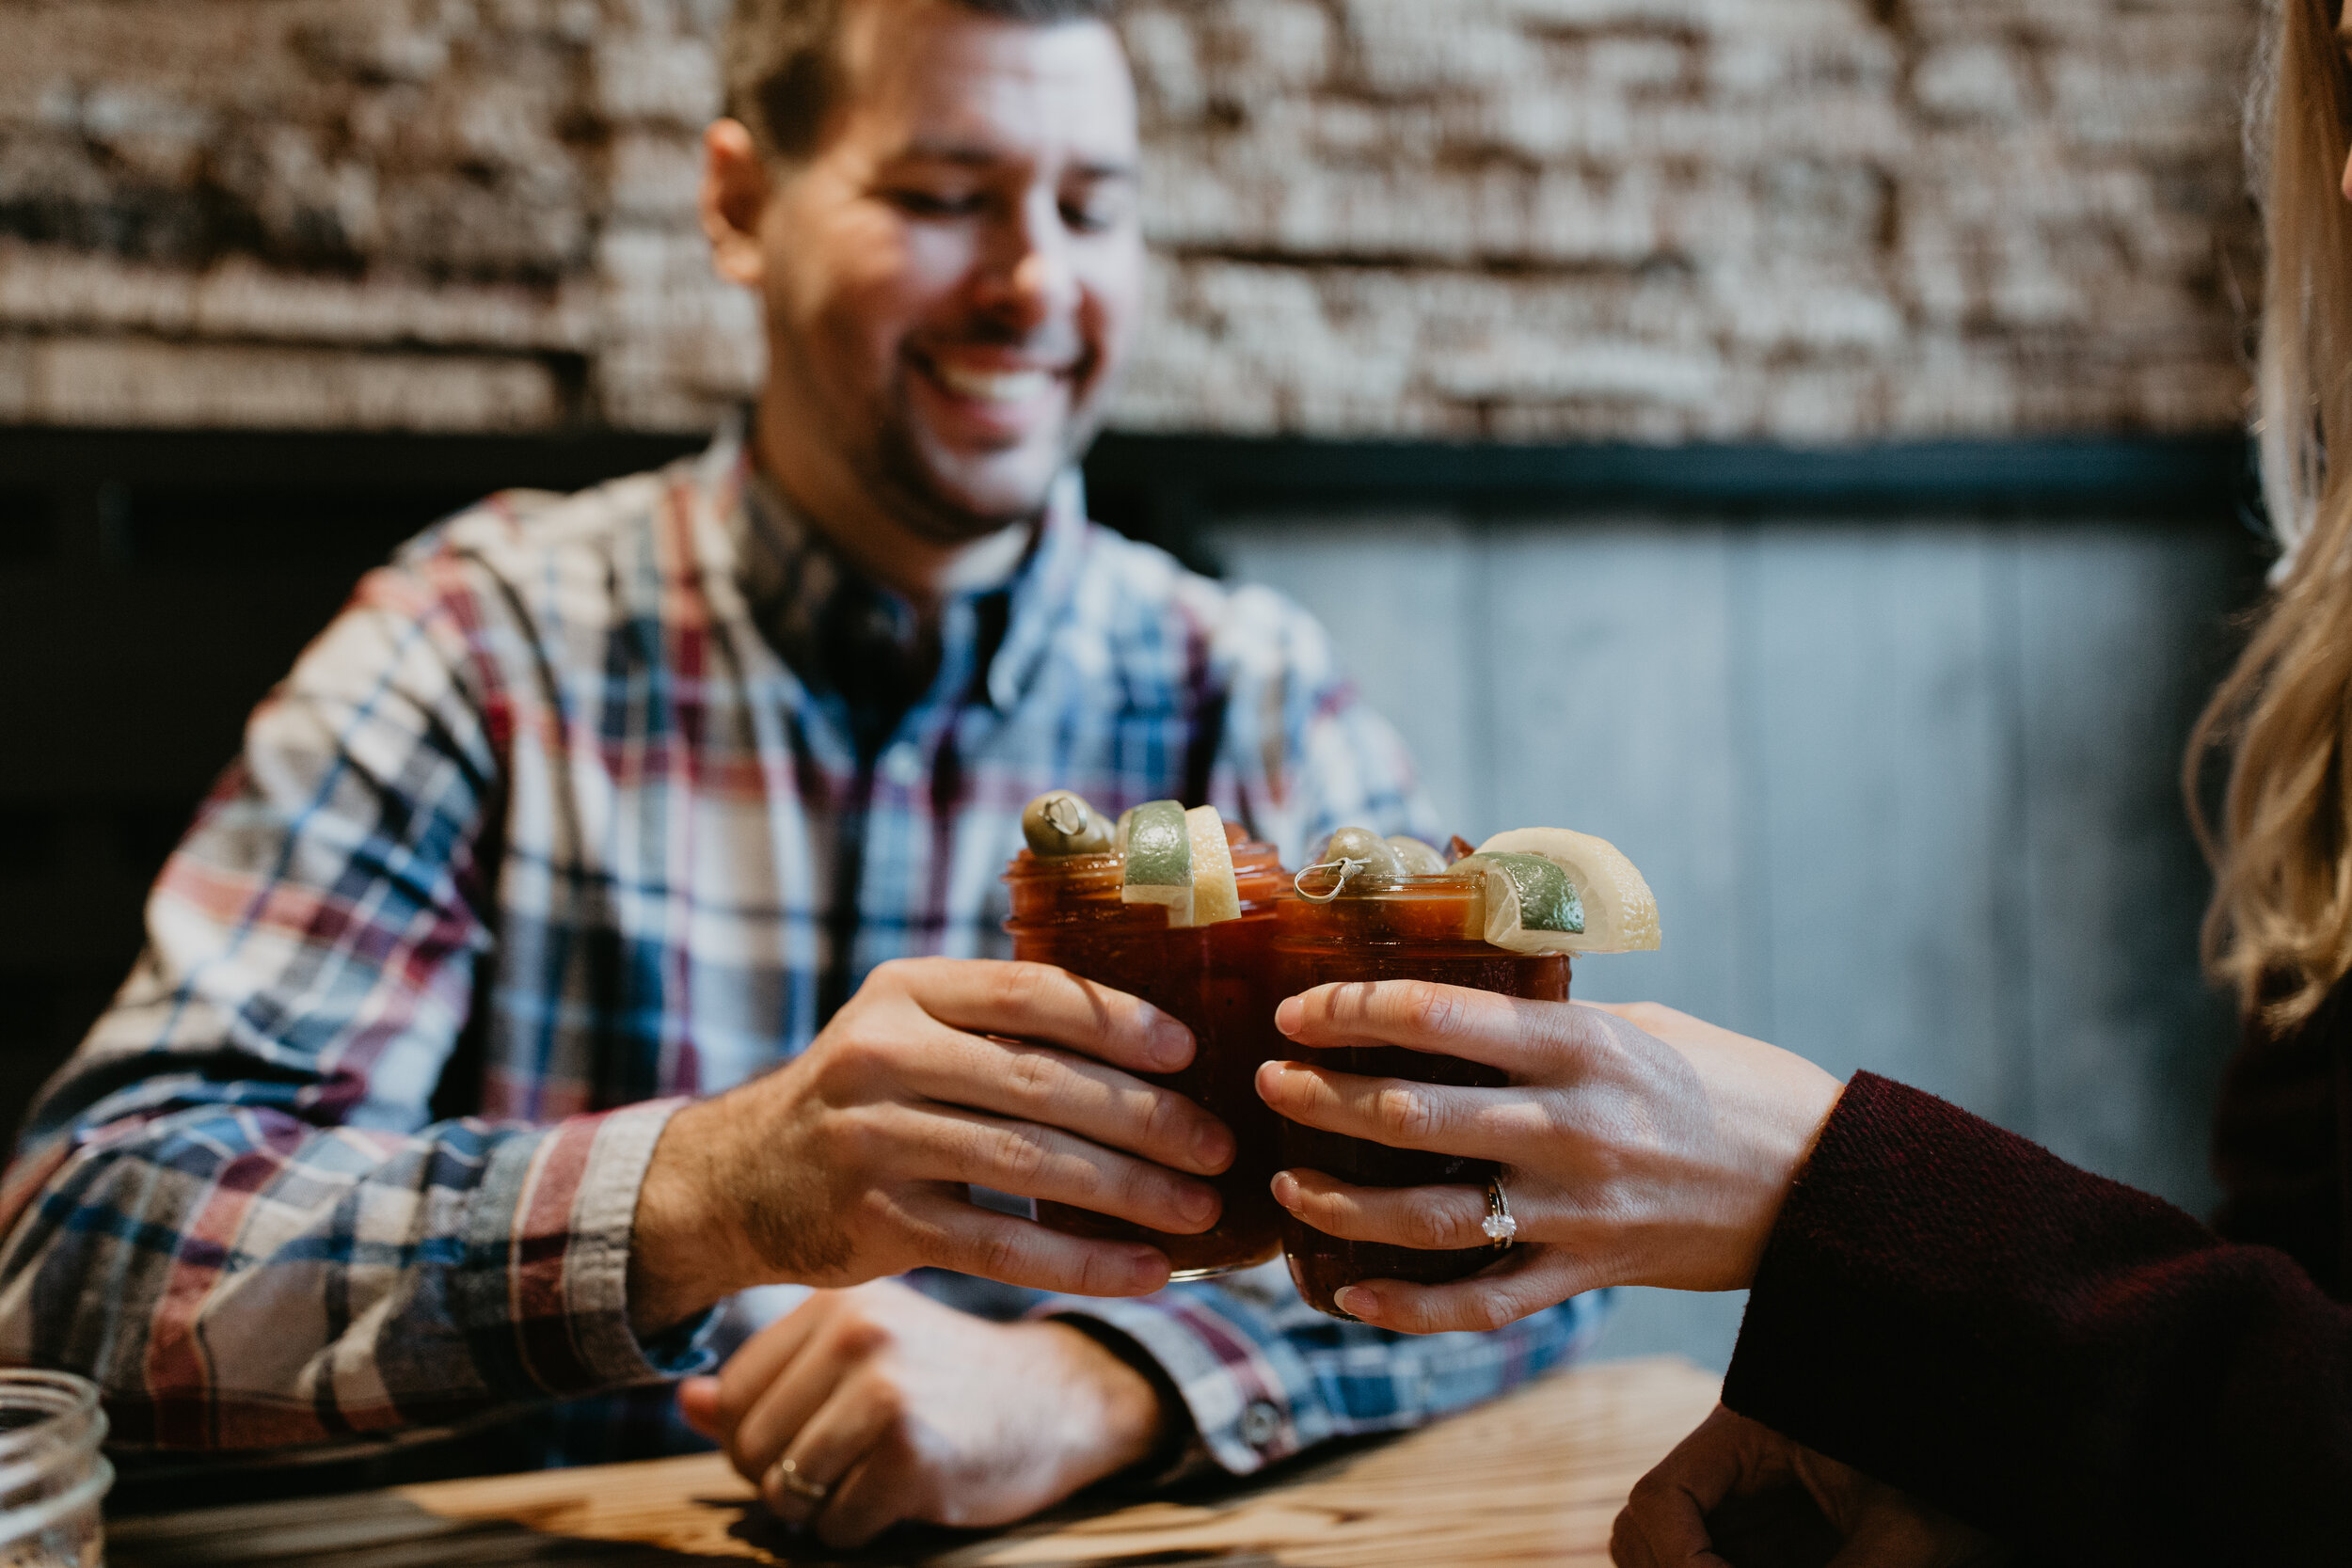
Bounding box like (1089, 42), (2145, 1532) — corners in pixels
(0, 337), (564, 430)
(0, 0), (2267, 438)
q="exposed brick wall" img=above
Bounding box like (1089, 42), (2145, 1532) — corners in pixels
(0, 0), (2264, 439)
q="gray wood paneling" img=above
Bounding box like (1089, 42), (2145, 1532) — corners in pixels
(2014, 528), (2245, 1208)
(1210, 511), (2256, 1371)
(1740, 526), (2022, 1116)
(1479, 522), (1766, 1037)
(1211, 517), (1484, 833)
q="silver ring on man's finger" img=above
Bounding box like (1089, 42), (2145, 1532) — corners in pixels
(1482, 1173), (1518, 1249)
(767, 1454), (830, 1504)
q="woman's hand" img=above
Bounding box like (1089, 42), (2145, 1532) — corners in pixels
(1612, 1404), (2009, 1567)
(678, 1280), (1170, 1548)
(1255, 986), (1842, 1333)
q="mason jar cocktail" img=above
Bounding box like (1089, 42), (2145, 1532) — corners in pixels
(1003, 799), (1287, 1277)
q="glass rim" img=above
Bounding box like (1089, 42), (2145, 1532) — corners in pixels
(1279, 872), (1479, 899)
(1002, 842), (1282, 877)
(0, 1371), (102, 1461)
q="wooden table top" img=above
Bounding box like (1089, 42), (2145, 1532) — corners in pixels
(107, 1356), (1721, 1568)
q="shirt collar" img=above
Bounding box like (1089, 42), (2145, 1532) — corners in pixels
(726, 444), (1081, 738)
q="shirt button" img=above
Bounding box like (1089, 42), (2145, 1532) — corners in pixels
(1238, 1400), (1281, 1450)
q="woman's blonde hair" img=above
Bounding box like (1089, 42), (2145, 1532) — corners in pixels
(2191, 0), (2352, 1027)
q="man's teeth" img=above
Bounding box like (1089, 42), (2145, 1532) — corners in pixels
(932, 362), (1056, 404)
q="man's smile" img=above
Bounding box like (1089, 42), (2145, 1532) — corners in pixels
(909, 344), (1081, 442)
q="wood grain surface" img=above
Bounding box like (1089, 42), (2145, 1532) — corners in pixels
(107, 1357), (1720, 1567)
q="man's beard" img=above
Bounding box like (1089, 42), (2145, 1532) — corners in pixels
(862, 384), (1106, 546)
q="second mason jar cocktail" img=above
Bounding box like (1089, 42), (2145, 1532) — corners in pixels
(1272, 863), (1571, 1317)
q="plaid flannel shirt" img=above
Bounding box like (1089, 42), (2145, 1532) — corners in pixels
(0, 427), (1602, 1470)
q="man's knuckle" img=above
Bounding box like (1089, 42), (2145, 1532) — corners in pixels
(990, 1122), (1052, 1181)
(1006, 1048), (1060, 1101)
(1078, 1246), (1128, 1295)
(833, 1029), (894, 1078)
(975, 1227), (1025, 1281)
(865, 1371), (909, 1425)
(832, 1107), (888, 1169)
(1101, 1150), (1161, 1212)
(822, 1312), (878, 1356)
(1141, 1088), (1193, 1149)
(994, 962), (1052, 1013)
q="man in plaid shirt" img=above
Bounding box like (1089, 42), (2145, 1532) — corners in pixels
(0, 0), (1601, 1544)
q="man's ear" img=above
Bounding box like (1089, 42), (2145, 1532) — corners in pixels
(702, 119), (774, 288)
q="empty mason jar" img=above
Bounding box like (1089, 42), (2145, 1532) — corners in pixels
(0, 1371), (111, 1568)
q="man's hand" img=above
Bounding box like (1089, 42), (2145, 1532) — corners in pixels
(677, 1281), (1170, 1548)
(1612, 1404), (2009, 1567)
(629, 958), (1235, 1334)
(1256, 990), (1842, 1333)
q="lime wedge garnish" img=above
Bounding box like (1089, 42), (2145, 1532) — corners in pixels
(1471, 828), (1661, 954)
(1459, 852), (1584, 936)
(1120, 800), (1192, 919)
(1119, 800), (1243, 927)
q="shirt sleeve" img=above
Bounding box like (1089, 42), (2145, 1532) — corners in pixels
(1036, 1265), (1607, 1477)
(1725, 1071), (2352, 1563)
(0, 559), (711, 1449)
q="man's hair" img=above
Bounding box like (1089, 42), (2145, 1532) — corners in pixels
(725, 0), (1124, 162)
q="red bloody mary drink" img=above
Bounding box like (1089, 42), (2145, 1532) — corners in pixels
(1272, 873), (1570, 1318)
(1003, 820), (1287, 1278)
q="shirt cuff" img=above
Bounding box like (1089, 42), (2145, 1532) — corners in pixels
(1040, 1264), (1324, 1479)
(457, 1099), (719, 1399)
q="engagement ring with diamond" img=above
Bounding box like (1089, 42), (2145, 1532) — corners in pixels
(1482, 1176), (1518, 1248)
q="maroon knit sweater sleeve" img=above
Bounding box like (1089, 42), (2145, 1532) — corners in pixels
(1722, 1071), (2352, 1564)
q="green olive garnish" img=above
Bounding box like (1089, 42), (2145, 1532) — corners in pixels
(1387, 835), (1449, 876)
(1313, 826), (1407, 894)
(1022, 790), (1115, 857)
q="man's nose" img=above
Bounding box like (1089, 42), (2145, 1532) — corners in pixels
(978, 194), (1080, 328)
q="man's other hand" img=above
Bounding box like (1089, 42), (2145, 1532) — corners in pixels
(678, 1281), (1168, 1547)
(629, 958), (1234, 1333)
(1612, 1404), (2009, 1568)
